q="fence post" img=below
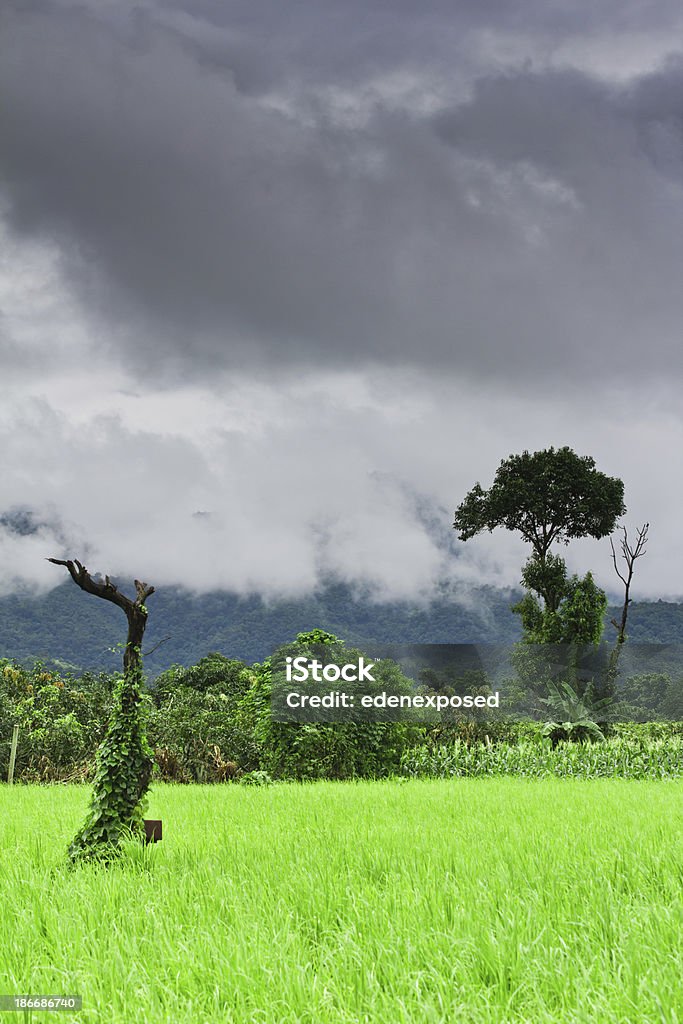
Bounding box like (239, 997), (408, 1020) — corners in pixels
(7, 724), (19, 785)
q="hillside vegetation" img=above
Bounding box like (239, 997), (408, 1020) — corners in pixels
(2, 580), (682, 673)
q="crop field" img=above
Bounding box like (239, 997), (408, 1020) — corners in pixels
(2, 780), (683, 1024)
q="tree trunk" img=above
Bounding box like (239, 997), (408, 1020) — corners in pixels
(48, 558), (156, 861)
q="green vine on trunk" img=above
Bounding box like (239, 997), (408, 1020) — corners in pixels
(68, 660), (154, 861)
(47, 558), (156, 863)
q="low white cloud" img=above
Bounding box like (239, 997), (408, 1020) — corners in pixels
(1, 370), (681, 603)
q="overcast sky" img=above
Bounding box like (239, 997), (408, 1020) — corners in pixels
(1, 0), (682, 604)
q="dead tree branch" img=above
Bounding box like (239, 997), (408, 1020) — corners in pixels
(609, 523), (649, 645)
(142, 635), (172, 657)
(607, 523), (649, 691)
(47, 558), (155, 674)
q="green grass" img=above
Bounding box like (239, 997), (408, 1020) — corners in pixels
(2, 780), (683, 1023)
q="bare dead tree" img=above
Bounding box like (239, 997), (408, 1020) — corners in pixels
(607, 524), (649, 689)
(47, 558), (154, 675)
(609, 523), (649, 645)
(47, 557), (156, 860)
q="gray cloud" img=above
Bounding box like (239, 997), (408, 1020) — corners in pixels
(2, 1), (683, 604)
(1, 3), (682, 387)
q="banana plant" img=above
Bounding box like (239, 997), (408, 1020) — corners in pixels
(539, 681), (617, 744)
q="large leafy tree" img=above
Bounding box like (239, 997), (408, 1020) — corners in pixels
(453, 446), (625, 612)
(455, 448), (625, 718)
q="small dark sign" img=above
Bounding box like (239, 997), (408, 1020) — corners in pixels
(143, 819), (162, 843)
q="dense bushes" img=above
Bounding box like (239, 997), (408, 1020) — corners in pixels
(0, 661), (113, 781)
(250, 631), (423, 779)
(148, 655), (262, 781)
(0, 641), (420, 782)
(3, 651), (683, 783)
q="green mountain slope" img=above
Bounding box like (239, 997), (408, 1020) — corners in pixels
(1, 581), (683, 677)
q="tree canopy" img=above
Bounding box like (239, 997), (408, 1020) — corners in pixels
(453, 446), (626, 567)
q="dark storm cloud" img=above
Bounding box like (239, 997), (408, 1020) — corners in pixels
(151, 0), (683, 79)
(1, 1), (683, 383)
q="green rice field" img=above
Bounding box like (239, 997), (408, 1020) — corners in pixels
(2, 780), (683, 1023)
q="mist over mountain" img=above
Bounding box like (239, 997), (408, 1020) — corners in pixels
(1, 578), (682, 679)
(0, 509), (42, 537)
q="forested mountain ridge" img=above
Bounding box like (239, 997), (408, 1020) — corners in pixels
(1, 579), (682, 678)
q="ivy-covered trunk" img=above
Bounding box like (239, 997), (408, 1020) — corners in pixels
(68, 665), (154, 860)
(47, 558), (155, 862)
